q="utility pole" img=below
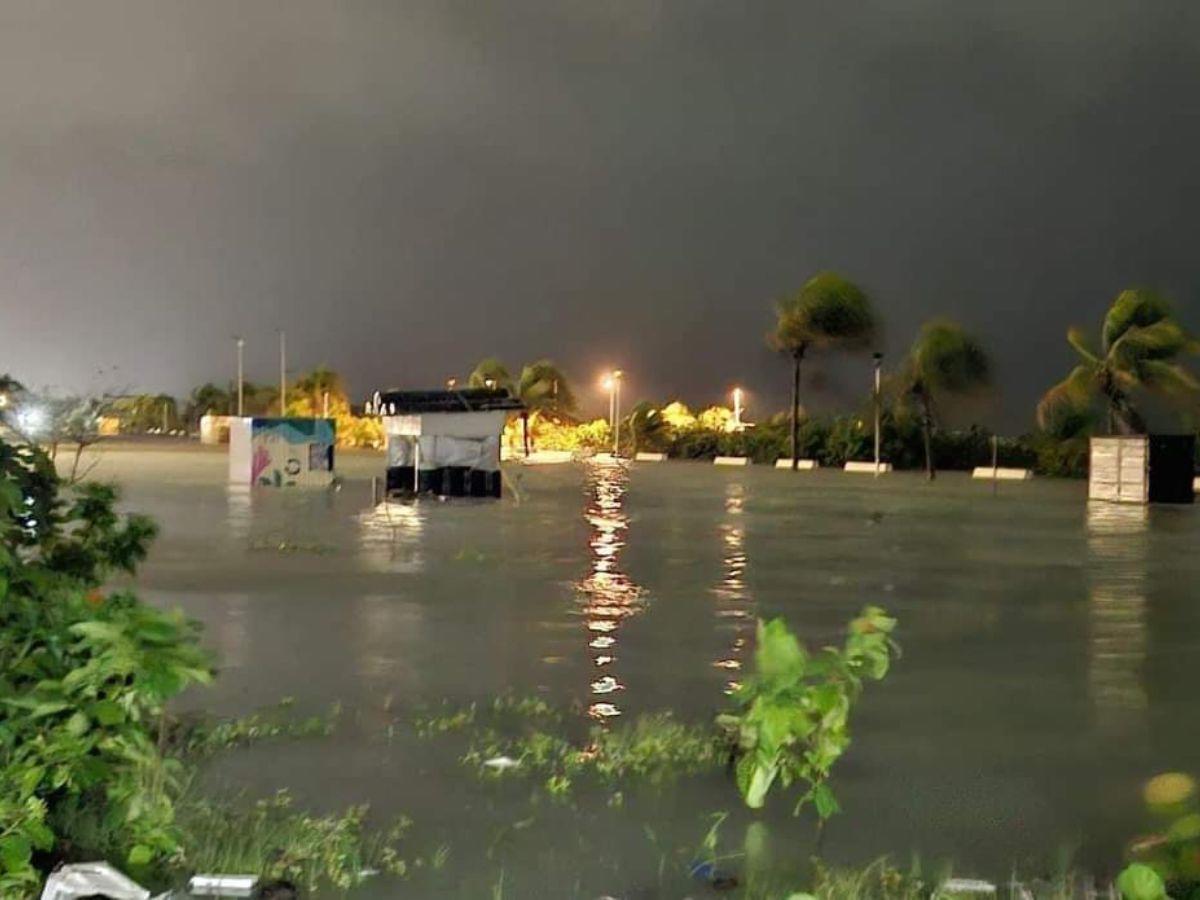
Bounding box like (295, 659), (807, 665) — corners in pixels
(873, 352), (883, 476)
(278, 330), (287, 416)
(236, 337), (245, 417)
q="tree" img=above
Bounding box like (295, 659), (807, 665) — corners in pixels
(625, 401), (668, 455)
(291, 365), (346, 418)
(468, 358), (513, 393)
(1038, 288), (1199, 435)
(898, 319), (991, 480)
(771, 273), (877, 469)
(515, 360), (576, 456)
(183, 382), (232, 429)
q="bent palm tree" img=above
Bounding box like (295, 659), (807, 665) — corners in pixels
(468, 358), (514, 394)
(771, 273), (877, 469)
(900, 319), (991, 480)
(515, 360), (576, 456)
(1038, 289), (1199, 435)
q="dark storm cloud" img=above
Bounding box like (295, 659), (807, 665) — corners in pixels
(2, 0), (1198, 427)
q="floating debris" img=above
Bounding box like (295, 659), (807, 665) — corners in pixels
(483, 755), (521, 771)
(40, 862), (150, 900)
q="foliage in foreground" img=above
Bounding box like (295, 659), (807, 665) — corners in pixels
(719, 607), (897, 819)
(0, 436), (405, 897)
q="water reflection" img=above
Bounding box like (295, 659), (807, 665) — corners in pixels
(574, 459), (645, 719)
(358, 501), (426, 574)
(712, 481), (752, 693)
(226, 485), (253, 543)
(1086, 502), (1149, 729)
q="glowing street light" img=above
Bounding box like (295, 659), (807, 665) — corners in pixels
(17, 406), (47, 436)
(601, 370), (624, 455)
(484, 378), (496, 390)
(446, 377), (458, 390)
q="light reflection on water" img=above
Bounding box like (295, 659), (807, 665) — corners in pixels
(574, 459), (645, 719)
(357, 501), (426, 574)
(712, 481), (751, 693)
(1085, 501), (1149, 728)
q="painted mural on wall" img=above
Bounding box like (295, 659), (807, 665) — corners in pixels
(251, 418), (335, 487)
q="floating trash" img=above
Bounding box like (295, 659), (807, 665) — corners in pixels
(483, 755), (521, 771)
(187, 873), (258, 897)
(40, 862), (150, 900)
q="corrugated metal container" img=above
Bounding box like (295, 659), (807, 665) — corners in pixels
(1089, 435), (1195, 504)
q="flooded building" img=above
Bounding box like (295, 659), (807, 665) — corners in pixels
(368, 388), (523, 497)
(228, 417), (336, 487)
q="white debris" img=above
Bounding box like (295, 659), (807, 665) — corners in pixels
(40, 862), (150, 900)
(940, 878), (998, 895)
(187, 873), (258, 897)
(483, 755), (521, 771)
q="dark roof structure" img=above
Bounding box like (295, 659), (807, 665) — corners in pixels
(368, 388), (525, 415)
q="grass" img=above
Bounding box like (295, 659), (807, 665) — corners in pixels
(175, 789), (410, 894)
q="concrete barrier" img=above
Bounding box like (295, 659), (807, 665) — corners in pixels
(844, 461), (892, 473)
(714, 456), (749, 467)
(635, 452), (667, 462)
(774, 459), (819, 470)
(971, 467), (1033, 481)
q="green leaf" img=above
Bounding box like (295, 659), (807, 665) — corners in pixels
(812, 782), (841, 820)
(0, 835), (32, 873)
(127, 844), (153, 866)
(1116, 864), (1167, 900)
(65, 711), (90, 737)
(90, 700), (125, 726)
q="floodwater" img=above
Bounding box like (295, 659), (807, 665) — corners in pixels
(86, 446), (1200, 896)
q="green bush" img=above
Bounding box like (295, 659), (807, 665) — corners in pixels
(0, 439), (212, 895)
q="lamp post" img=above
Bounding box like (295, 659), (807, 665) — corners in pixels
(278, 330), (287, 416)
(873, 352), (883, 476)
(732, 386), (743, 430)
(235, 337), (245, 417)
(603, 370), (623, 456)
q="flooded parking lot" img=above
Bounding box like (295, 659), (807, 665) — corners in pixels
(85, 446), (1200, 896)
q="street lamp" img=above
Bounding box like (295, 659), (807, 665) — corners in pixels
(484, 378), (496, 390)
(235, 336), (245, 417)
(446, 377), (458, 390)
(602, 370), (623, 455)
(731, 386), (743, 430)
(872, 352), (883, 476)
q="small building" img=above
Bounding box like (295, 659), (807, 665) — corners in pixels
(229, 417), (336, 488)
(199, 413), (234, 444)
(1089, 435), (1195, 504)
(367, 388), (523, 498)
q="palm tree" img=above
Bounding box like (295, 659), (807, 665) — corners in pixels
(184, 382), (232, 429)
(771, 272), (877, 469)
(899, 319), (991, 480)
(515, 360), (576, 456)
(625, 401), (667, 456)
(468, 358), (513, 393)
(1038, 288), (1199, 435)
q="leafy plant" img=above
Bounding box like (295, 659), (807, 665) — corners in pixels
(0, 437), (211, 894)
(718, 607), (897, 820)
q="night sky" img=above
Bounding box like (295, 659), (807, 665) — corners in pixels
(2, 1), (1199, 428)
